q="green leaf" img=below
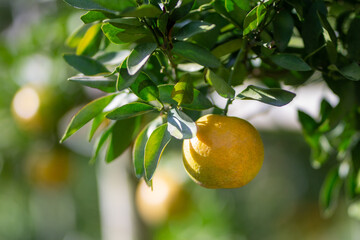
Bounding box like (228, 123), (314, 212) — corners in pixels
(170, 0), (194, 21)
(144, 123), (171, 181)
(106, 102), (156, 120)
(117, 57), (141, 91)
(90, 124), (112, 164)
(63, 0), (117, 13)
(270, 54), (311, 71)
(236, 85), (296, 107)
(172, 41), (221, 68)
(205, 69), (235, 98)
(317, 11), (337, 47)
(60, 94), (117, 143)
(347, 16), (360, 61)
(106, 117), (141, 163)
(339, 62), (360, 81)
(101, 23), (150, 44)
(158, 84), (213, 110)
(88, 113), (107, 141)
(157, 13), (168, 36)
(81, 11), (114, 24)
(213, 0), (247, 28)
(167, 108), (197, 139)
(243, 4), (266, 36)
(64, 54), (109, 75)
(68, 75), (116, 92)
(127, 42), (157, 75)
(171, 73), (193, 105)
(130, 72), (159, 102)
(133, 117), (163, 178)
(320, 167), (343, 217)
(211, 39), (242, 58)
(298, 110), (318, 134)
(92, 0), (136, 12)
(66, 24), (91, 48)
(121, 4), (162, 18)
(173, 21), (215, 41)
(273, 11), (294, 51)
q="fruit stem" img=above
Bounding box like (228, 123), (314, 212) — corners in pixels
(224, 98), (233, 115)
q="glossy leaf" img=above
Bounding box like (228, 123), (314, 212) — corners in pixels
(170, 0), (194, 21)
(144, 123), (171, 181)
(237, 85), (296, 107)
(68, 75), (116, 92)
(88, 113), (107, 141)
(106, 102), (156, 120)
(101, 23), (149, 44)
(60, 94), (117, 143)
(121, 4), (162, 18)
(320, 167), (343, 217)
(130, 72), (159, 102)
(133, 117), (163, 178)
(167, 108), (197, 139)
(106, 117), (141, 163)
(270, 54), (311, 71)
(63, 54), (109, 75)
(127, 43), (157, 75)
(273, 11), (294, 51)
(172, 41), (221, 68)
(63, 0), (116, 13)
(339, 62), (360, 81)
(243, 4), (266, 36)
(158, 84), (213, 110)
(117, 57), (141, 91)
(171, 73), (193, 105)
(173, 21), (215, 40)
(81, 11), (113, 24)
(205, 69), (235, 98)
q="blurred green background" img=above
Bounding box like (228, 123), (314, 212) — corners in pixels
(0, 1), (359, 240)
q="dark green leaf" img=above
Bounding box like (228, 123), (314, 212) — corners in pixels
(205, 69), (235, 98)
(127, 42), (157, 75)
(270, 54), (311, 71)
(273, 11), (294, 51)
(320, 167), (343, 217)
(157, 14), (168, 36)
(172, 41), (221, 68)
(93, 0), (136, 12)
(60, 94), (117, 143)
(173, 21), (215, 40)
(170, 0), (194, 21)
(64, 54), (109, 75)
(171, 73), (193, 105)
(121, 4), (162, 18)
(106, 102), (156, 120)
(63, 0), (117, 13)
(133, 117), (163, 178)
(317, 11), (337, 47)
(243, 4), (266, 36)
(144, 123), (171, 181)
(347, 16), (360, 61)
(106, 117), (141, 163)
(211, 39), (242, 58)
(298, 110), (318, 134)
(117, 57), (141, 91)
(167, 108), (197, 139)
(158, 84), (213, 110)
(339, 62), (360, 81)
(213, 0), (247, 28)
(68, 75), (116, 92)
(130, 72), (159, 102)
(236, 85), (296, 107)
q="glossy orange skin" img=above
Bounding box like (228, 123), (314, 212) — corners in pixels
(183, 114), (264, 188)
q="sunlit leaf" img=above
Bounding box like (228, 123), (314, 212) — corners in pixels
(60, 94), (117, 143)
(106, 102), (156, 120)
(130, 72), (159, 102)
(64, 54), (109, 75)
(243, 4), (266, 36)
(171, 73), (193, 105)
(127, 42), (157, 75)
(237, 85), (296, 107)
(173, 21), (215, 40)
(167, 108), (197, 139)
(205, 69), (235, 98)
(68, 75), (116, 92)
(172, 41), (221, 68)
(144, 123), (171, 181)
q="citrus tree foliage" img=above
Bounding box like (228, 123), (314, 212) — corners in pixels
(61, 0), (360, 216)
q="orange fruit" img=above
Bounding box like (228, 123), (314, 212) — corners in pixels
(182, 114), (264, 188)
